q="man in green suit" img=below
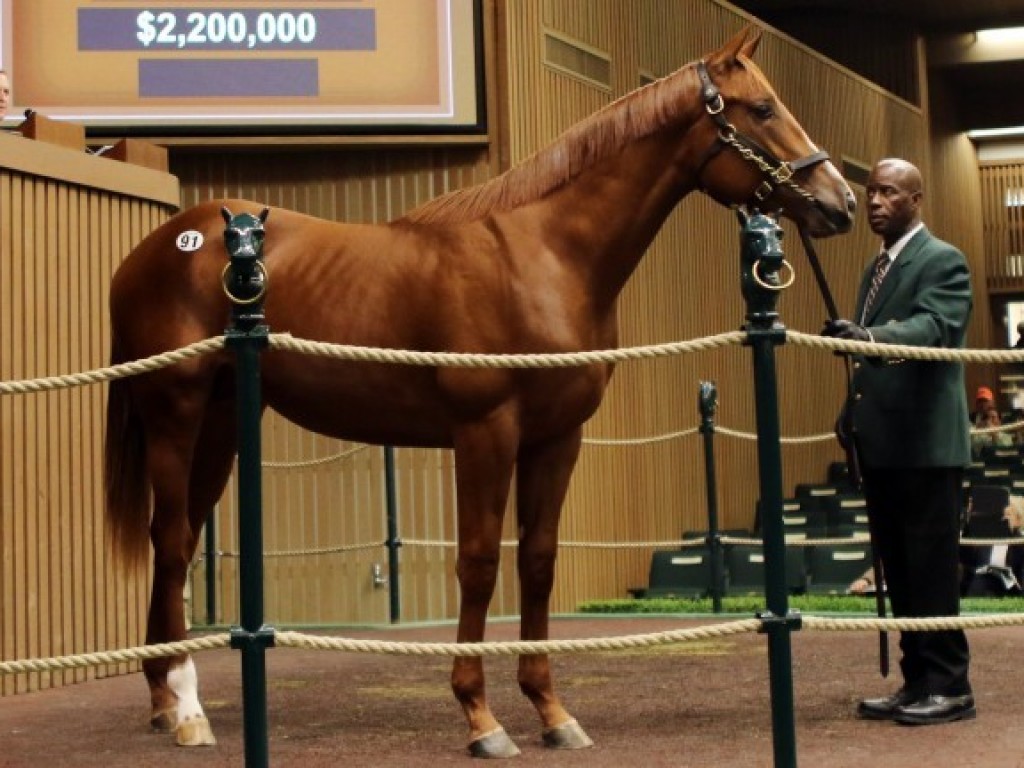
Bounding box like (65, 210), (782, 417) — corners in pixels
(823, 157), (974, 725)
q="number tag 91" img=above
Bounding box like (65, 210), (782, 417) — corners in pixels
(176, 230), (204, 252)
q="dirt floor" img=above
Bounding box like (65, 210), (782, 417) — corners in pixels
(2, 616), (1024, 768)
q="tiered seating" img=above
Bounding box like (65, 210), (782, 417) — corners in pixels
(627, 550), (712, 599)
(627, 529), (748, 598)
(724, 544), (808, 595)
(629, 461), (875, 599)
(805, 542), (872, 594)
(968, 446), (1024, 494)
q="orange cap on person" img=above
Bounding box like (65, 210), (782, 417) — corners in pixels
(976, 386), (995, 402)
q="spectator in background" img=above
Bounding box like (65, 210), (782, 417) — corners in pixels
(960, 494), (1024, 597)
(1015, 321), (1024, 349)
(971, 390), (1013, 458)
(0, 70), (10, 120)
(848, 566), (884, 595)
(972, 386), (996, 421)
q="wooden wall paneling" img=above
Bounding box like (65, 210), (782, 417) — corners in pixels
(0, 172), (9, 696)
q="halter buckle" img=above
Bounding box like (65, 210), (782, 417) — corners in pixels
(754, 181), (774, 202)
(771, 163), (794, 184)
(706, 93), (725, 115)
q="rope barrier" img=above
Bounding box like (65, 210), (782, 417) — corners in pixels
(267, 331), (748, 368)
(0, 634), (231, 675)
(7, 610), (1024, 676)
(5, 328), (1024, 678)
(0, 338), (225, 395)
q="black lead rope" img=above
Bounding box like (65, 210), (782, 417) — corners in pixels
(798, 228), (889, 679)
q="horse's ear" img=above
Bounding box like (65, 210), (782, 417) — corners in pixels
(734, 205), (749, 227)
(259, 207), (270, 223)
(738, 25), (762, 58)
(710, 25), (761, 68)
(221, 206), (232, 224)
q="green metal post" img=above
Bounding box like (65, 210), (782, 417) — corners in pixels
(698, 381), (724, 612)
(384, 446), (401, 623)
(737, 209), (800, 768)
(222, 207), (274, 768)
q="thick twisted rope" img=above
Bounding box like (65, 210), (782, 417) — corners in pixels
(0, 634), (231, 675)
(802, 613), (1024, 632)
(788, 331), (1024, 363)
(268, 331), (747, 368)
(274, 620), (762, 656)
(7, 611), (1024, 676)
(0, 338), (225, 395)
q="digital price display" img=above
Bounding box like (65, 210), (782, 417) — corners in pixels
(0, 0), (483, 134)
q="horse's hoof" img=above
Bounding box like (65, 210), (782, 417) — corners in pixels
(150, 709), (176, 733)
(542, 718), (594, 750)
(175, 715), (217, 747)
(468, 727), (521, 758)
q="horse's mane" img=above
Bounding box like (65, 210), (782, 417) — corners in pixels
(399, 60), (702, 225)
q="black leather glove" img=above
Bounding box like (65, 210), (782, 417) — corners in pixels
(821, 318), (870, 342)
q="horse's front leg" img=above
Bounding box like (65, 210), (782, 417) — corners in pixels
(450, 415), (520, 758)
(516, 429), (593, 750)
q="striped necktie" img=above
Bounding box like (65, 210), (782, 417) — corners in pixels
(861, 251), (891, 323)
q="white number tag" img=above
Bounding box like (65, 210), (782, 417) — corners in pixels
(176, 230), (204, 252)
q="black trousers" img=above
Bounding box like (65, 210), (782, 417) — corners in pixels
(861, 466), (971, 696)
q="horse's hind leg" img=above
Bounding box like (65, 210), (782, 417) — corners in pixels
(449, 415), (520, 758)
(515, 429), (593, 750)
(141, 379), (236, 747)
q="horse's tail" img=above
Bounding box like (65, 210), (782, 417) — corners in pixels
(104, 335), (151, 572)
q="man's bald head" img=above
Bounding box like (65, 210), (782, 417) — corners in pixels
(866, 157), (924, 246)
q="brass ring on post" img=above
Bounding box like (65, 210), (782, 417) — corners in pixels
(221, 261), (268, 306)
(752, 258), (795, 291)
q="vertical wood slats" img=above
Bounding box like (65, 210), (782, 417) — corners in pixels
(980, 163), (1024, 293)
(1, 149), (175, 695)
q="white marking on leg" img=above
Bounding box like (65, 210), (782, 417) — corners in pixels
(168, 657), (206, 725)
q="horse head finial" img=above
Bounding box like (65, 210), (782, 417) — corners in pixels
(738, 206), (790, 315)
(221, 206), (269, 314)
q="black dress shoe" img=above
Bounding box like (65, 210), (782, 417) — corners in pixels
(893, 694), (976, 726)
(856, 688), (920, 720)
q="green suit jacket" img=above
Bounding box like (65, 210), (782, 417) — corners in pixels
(848, 226), (973, 469)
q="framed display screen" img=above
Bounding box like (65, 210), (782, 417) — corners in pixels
(0, 0), (485, 135)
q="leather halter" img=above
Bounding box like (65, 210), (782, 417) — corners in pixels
(694, 60), (831, 206)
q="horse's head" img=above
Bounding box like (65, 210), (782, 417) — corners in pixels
(694, 26), (855, 238)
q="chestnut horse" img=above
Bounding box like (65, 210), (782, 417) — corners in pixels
(105, 26), (854, 757)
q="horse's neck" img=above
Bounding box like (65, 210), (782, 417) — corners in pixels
(522, 128), (699, 307)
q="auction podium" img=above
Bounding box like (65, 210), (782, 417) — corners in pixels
(0, 116), (179, 697)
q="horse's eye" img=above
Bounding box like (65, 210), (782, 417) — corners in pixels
(751, 102), (775, 120)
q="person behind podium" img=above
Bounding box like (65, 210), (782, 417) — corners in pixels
(0, 70), (10, 120)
